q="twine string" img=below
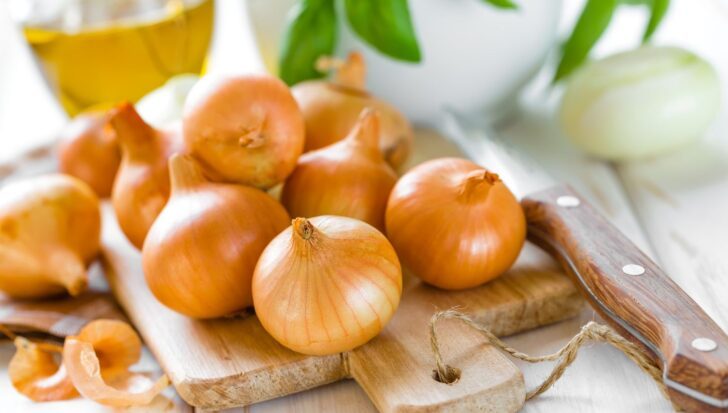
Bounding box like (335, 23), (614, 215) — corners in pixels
(429, 309), (679, 410)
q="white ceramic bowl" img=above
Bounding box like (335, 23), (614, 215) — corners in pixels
(336, 0), (562, 124)
(246, 0), (561, 125)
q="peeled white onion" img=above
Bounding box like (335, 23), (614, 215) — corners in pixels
(560, 46), (721, 160)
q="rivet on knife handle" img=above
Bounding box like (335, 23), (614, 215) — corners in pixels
(522, 184), (728, 413)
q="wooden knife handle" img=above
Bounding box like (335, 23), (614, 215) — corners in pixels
(522, 185), (728, 411)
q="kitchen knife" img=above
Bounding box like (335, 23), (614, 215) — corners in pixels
(440, 110), (728, 413)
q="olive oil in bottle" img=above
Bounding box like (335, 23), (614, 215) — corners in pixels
(22, 0), (214, 115)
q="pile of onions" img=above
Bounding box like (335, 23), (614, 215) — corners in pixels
(0, 174), (100, 298)
(142, 154), (290, 318)
(292, 52), (414, 169)
(57, 110), (120, 197)
(183, 74), (305, 189)
(110, 102), (183, 249)
(386, 158), (526, 290)
(253, 216), (402, 355)
(281, 108), (397, 231)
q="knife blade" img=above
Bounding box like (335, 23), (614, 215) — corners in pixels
(441, 109), (728, 413)
(439, 110), (555, 199)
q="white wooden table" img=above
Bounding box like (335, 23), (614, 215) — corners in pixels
(1, 0), (727, 412)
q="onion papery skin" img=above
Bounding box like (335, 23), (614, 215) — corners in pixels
(63, 319), (169, 407)
(9, 338), (77, 401)
(142, 154), (290, 319)
(57, 110), (120, 198)
(292, 52), (413, 169)
(385, 158), (526, 290)
(183, 74), (305, 189)
(281, 109), (397, 231)
(0, 174), (100, 298)
(252, 216), (402, 356)
(110, 102), (183, 250)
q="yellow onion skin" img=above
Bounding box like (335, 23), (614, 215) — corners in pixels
(63, 319), (169, 407)
(110, 102), (183, 250)
(57, 110), (120, 198)
(253, 216), (402, 356)
(0, 174), (100, 298)
(183, 74), (305, 189)
(281, 109), (397, 231)
(292, 52), (414, 169)
(386, 158), (526, 290)
(142, 154), (290, 319)
(9, 338), (77, 402)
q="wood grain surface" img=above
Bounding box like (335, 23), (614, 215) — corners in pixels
(100, 131), (583, 411)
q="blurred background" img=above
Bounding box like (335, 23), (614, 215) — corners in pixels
(2, 0), (727, 162)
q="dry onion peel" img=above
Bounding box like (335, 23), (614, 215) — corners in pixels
(74, 318), (142, 376)
(62, 319), (169, 407)
(292, 51), (414, 169)
(386, 158), (526, 290)
(9, 337), (78, 402)
(253, 216), (402, 356)
(281, 108), (397, 231)
(0, 323), (16, 339)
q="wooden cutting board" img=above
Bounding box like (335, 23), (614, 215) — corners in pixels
(101, 130), (583, 411)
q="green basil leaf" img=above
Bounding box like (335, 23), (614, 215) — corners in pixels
(643, 0), (669, 41)
(554, 0), (618, 81)
(481, 0), (518, 9)
(279, 0), (338, 86)
(618, 0), (651, 5)
(344, 0), (421, 62)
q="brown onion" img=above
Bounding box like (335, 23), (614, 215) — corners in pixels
(253, 216), (402, 355)
(57, 110), (120, 197)
(142, 154), (290, 318)
(110, 102), (182, 249)
(292, 52), (414, 169)
(183, 74), (305, 189)
(281, 108), (397, 231)
(0, 174), (100, 298)
(386, 158), (526, 290)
